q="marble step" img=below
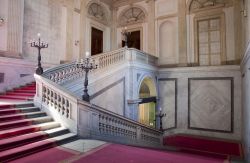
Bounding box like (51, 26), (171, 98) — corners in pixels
(0, 116), (53, 131)
(0, 133), (77, 162)
(0, 107), (40, 116)
(0, 111), (47, 122)
(0, 127), (69, 152)
(0, 121), (61, 139)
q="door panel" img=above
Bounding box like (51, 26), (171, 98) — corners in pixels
(91, 27), (103, 56)
(122, 30), (140, 50)
(139, 102), (155, 127)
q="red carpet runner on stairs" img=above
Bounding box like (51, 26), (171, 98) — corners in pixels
(0, 82), (77, 162)
(0, 82), (36, 101)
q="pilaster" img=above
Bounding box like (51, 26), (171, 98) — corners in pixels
(7, 0), (24, 58)
(178, 0), (187, 65)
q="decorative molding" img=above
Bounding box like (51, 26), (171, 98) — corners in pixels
(74, 8), (80, 14)
(118, 6), (147, 27)
(20, 74), (31, 78)
(158, 78), (177, 131)
(137, 73), (141, 81)
(188, 0), (231, 13)
(188, 77), (234, 133)
(0, 73), (4, 83)
(241, 41), (250, 69)
(87, 1), (109, 25)
(156, 13), (178, 20)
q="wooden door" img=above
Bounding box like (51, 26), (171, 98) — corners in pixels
(91, 27), (103, 56)
(122, 30), (140, 50)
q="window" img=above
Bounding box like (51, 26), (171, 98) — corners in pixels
(197, 17), (222, 66)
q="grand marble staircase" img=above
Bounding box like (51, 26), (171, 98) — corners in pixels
(0, 101), (77, 162)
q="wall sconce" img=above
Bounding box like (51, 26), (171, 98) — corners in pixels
(0, 18), (5, 26)
(75, 40), (79, 46)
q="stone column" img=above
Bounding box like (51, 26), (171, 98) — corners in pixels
(147, 0), (156, 55)
(178, 0), (187, 66)
(64, 0), (74, 62)
(111, 7), (118, 50)
(7, 0), (24, 58)
(234, 0), (244, 63)
(79, 0), (87, 59)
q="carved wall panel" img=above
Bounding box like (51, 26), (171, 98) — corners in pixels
(188, 77), (233, 132)
(158, 78), (177, 130)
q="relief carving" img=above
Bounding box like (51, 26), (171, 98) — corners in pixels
(190, 0), (226, 11)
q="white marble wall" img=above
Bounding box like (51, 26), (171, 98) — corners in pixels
(189, 78), (232, 132)
(22, 0), (65, 64)
(158, 79), (176, 130)
(0, 0), (24, 58)
(155, 0), (179, 65)
(0, 57), (56, 92)
(158, 65), (242, 140)
(0, 0), (8, 52)
(242, 42), (250, 162)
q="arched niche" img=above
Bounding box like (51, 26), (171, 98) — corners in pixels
(137, 76), (157, 127)
(138, 76), (157, 98)
(158, 20), (177, 65)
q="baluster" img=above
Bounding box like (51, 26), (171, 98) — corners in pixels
(98, 114), (102, 134)
(66, 100), (70, 118)
(58, 95), (61, 113)
(51, 91), (54, 106)
(54, 93), (57, 110)
(62, 98), (65, 115)
(47, 89), (50, 105)
(42, 87), (46, 102)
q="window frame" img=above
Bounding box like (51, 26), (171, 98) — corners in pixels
(194, 11), (226, 66)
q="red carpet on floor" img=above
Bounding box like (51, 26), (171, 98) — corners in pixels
(10, 146), (77, 163)
(72, 144), (227, 163)
(163, 134), (242, 158)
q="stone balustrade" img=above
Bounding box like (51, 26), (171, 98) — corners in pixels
(42, 85), (71, 119)
(42, 48), (157, 84)
(34, 74), (78, 133)
(34, 48), (161, 147)
(92, 48), (126, 69)
(78, 102), (162, 147)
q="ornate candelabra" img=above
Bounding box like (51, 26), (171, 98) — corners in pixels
(76, 52), (98, 102)
(30, 33), (48, 75)
(121, 27), (130, 47)
(0, 18), (5, 26)
(156, 108), (166, 131)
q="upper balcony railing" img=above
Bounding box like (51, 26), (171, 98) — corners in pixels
(42, 48), (157, 85)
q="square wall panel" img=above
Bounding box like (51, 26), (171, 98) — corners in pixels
(188, 77), (233, 133)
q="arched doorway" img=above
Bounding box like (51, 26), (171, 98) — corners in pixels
(138, 77), (157, 128)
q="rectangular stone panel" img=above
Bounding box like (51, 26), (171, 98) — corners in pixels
(0, 73), (4, 83)
(188, 77), (233, 132)
(158, 78), (177, 130)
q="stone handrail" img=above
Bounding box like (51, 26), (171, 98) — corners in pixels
(34, 74), (78, 133)
(78, 102), (162, 147)
(42, 48), (157, 84)
(34, 48), (161, 147)
(35, 74), (163, 147)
